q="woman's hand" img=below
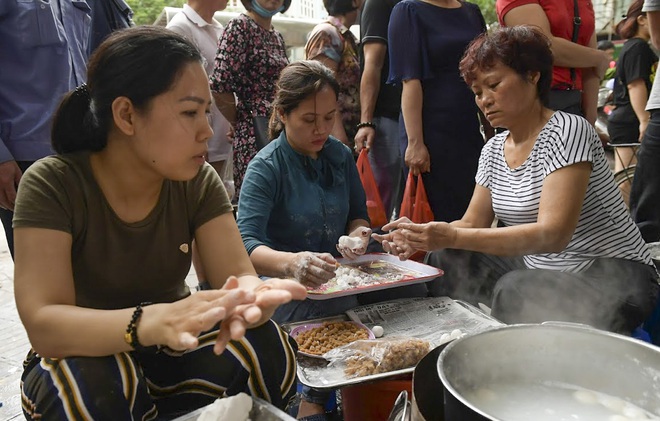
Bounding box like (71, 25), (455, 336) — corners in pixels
(354, 126), (375, 152)
(372, 217), (416, 259)
(214, 277), (307, 353)
(405, 142), (430, 176)
(285, 252), (337, 287)
(337, 227), (372, 259)
(372, 218), (456, 260)
(395, 221), (456, 252)
(138, 277), (256, 353)
(372, 228), (417, 260)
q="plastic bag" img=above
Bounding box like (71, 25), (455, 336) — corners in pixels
(399, 172), (434, 261)
(356, 149), (388, 228)
(323, 337), (431, 378)
(400, 172), (434, 224)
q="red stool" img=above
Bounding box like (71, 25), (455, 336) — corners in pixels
(341, 376), (412, 421)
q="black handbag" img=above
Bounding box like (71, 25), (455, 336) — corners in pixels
(253, 115), (271, 151)
(548, 89), (583, 115)
(548, 0), (582, 115)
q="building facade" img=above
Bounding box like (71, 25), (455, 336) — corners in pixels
(225, 0), (325, 19)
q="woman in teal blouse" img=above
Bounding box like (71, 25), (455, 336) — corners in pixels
(237, 61), (371, 323)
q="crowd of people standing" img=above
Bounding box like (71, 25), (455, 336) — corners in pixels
(2, 0), (660, 420)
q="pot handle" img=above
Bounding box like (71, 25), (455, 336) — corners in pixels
(541, 321), (595, 330)
(387, 390), (411, 421)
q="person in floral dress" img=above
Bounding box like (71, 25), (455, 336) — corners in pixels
(210, 0), (290, 198)
(305, 0), (363, 150)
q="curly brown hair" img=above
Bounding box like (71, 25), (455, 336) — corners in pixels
(459, 25), (553, 106)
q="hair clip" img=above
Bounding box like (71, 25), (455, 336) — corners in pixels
(73, 83), (90, 100)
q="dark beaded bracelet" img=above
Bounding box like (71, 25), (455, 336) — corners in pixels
(356, 121), (376, 130)
(125, 302), (160, 353)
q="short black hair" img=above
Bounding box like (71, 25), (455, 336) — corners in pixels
(323, 0), (356, 16)
(597, 40), (615, 51)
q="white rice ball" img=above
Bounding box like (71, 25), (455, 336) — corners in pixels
(372, 325), (384, 338)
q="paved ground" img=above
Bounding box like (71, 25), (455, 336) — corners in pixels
(0, 232), (27, 420)
(0, 228), (200, 420)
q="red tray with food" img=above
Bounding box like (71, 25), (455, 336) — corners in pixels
(306, 253), (442, 300)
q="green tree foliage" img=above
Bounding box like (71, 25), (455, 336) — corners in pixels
(470, 0), (498, 28)
(126, 0), (185, 25)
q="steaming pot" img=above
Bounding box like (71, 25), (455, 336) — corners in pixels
(435, 323), (660, 420)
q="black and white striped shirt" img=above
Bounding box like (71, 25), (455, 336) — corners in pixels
(477, 111), (652, 272)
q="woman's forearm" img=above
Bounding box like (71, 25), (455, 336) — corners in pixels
(550, 37), (609, 71)
(26, 305), (140, 358)
(629, 81), (651, 128)
(249, 245), (296, 279)
(213, 92), (237, 126)
(581, 68), (600, 125)
(452, 222), (571, 257)
(401, 80), (424, 146)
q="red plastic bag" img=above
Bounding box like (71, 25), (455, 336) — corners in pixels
(399, 172), (434, 261)
(356, 149), (388, 228)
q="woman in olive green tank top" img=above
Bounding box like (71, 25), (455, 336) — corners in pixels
(13, 25), (306, 419)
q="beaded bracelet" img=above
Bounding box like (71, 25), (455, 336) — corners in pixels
(356, 121), (376, 130)
(125, 302), (160, 353)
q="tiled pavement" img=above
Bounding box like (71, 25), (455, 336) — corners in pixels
(0, 229), (200, 420)
(0, 233), (27, 420)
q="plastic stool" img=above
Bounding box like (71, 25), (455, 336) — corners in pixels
(632, 325), (651, 343)
(341, 377), (412, 421)
(643, 293), (660, 346)
(295, 383), (337, 413)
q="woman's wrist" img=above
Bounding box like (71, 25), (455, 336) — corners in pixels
(356, 121), (376, 130)
(128, 303), (161, 353)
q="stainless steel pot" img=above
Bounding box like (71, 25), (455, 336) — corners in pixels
(410, 343), (449, 421)
(437, 323), (660, 420)
(385, 342), (450, 421)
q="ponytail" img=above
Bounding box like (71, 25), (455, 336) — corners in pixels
(616, 0), (645, 39)
(51, 26), (203, 156)
(51, 84), (105, 154)
(268, 109), (284, 140)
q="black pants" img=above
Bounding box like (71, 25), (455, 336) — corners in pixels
(0, 160), (34, 259)
(631, 112), (660, 242)
(426, 249), (659, 334)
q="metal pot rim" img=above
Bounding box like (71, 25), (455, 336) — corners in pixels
(436, 323), (660, 421)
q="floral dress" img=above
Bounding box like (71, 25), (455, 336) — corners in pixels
(210, 13), (288, 197)
(305, 17), (361, 148)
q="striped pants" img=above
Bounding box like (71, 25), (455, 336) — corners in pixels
(21, 320), (298, 420)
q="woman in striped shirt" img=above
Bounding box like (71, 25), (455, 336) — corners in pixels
(374, 26), (659, 334)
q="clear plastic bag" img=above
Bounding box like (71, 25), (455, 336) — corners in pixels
(322, 337), (431, 378)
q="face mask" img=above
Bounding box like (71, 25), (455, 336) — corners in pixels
(251, 0), (284, 18)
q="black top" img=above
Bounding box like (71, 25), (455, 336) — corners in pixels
(360, 0), (402, 120)
(610, 37), (657, 124)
